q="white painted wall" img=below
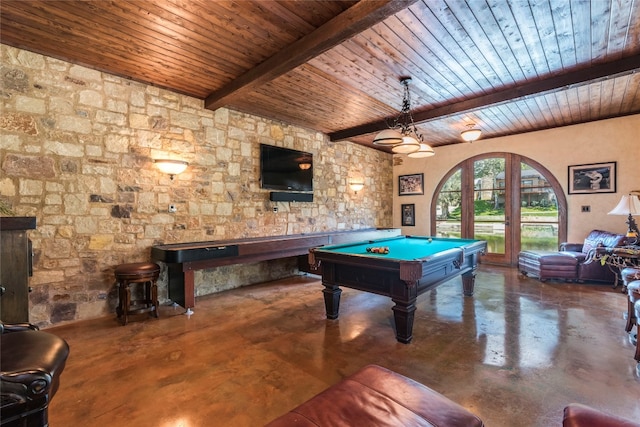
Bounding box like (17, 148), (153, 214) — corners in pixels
(393, 114), (640, 243)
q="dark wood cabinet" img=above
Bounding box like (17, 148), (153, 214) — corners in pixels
(0, 217), (36, 323)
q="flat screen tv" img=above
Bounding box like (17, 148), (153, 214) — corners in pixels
(260, 144), (313, 192)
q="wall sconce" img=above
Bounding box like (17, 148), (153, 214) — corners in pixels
(298, 162), (311, 170)
(460, 123), (482, 142)
(349, 181), (364, 193)
(155, 159), (188, 180)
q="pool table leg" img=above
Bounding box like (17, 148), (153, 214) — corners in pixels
(391, 280), (418, 344)
(461, 270), (477, 296)
(392, 301), (416, 344)
(322, 283), (342, 319)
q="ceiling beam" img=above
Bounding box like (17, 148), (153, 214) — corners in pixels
(329, 55), (640, 141)
(204, 0), (417, 111)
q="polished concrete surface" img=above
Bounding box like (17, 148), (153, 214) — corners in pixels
(47, 265), (639, 426)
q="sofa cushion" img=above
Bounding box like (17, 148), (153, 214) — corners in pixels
(582, 229), (626, 254)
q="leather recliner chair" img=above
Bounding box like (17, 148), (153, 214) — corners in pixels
(0, 322), (70, 427)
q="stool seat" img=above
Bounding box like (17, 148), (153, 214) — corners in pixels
(115, 262), (160, 278)
(115, 262), (160, 325)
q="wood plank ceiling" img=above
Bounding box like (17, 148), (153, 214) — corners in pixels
(2, 0), (640, 152)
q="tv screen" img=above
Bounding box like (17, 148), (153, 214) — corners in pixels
(260, 144), (313, 192)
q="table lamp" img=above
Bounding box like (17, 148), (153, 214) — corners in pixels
(608, 191), (640, 244)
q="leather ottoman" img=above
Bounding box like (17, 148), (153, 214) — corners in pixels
(265, 365), (484, 427)
(519, 250), (579, 282)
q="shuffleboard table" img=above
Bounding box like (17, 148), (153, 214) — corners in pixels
(309, 235), (487, 344)
(150, 228), (401, 311)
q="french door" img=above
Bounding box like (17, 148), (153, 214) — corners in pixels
(431, 153), (566, 266)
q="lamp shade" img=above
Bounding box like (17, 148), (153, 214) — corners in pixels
(391, 136), (420, 154)
(373, 129), (403, 146)
(608, 194), (640, 215)
(408, 143), (435, 158)
(155, 159), (188, 176)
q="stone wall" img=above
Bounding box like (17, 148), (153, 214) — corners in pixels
(0, 45), (393, 327)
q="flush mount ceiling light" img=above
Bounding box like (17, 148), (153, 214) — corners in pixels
(460, 123), (482, 142)
(373, 77), (429, 156)
(154, 159), (188, 180)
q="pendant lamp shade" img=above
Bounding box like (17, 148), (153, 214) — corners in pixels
(391, 136), (421, 154)
(408, 143), (435, 158)
(373, 129), (404, 146)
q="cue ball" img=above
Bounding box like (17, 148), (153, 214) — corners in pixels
(428, 238), (432, 243)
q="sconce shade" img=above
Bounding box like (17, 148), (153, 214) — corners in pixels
(373, 129), (404, 146)
(408, 143), (435, 158)
(460, 127), (482, 142)
(349, 182), (364, 192)
(391, 136), (420, 154)
(608, 194), (640, 215)
(155, 159), (188, 178)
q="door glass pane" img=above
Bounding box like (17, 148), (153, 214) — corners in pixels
(520, 162), (559, 251)
(435, 169), (461, 238)
(474, 158), (506, 254)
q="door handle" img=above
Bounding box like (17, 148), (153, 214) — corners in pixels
(0, 286), (5, 296)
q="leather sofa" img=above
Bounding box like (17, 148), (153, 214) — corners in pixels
(519, 230), (626, 283)
(0, 322), (70, 427)
(266, 364), (484, 427)
(559, 229), (627, 283)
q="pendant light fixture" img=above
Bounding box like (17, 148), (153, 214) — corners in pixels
(373, 77), (433, 156)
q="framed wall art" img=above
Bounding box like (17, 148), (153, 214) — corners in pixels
(568, 161), (616, 194)
(398, 173), (424, 196)
(401, 204), (415, 226)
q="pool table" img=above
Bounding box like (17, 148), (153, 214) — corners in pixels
(309, 235), (487, 344)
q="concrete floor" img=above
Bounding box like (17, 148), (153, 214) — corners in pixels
(46, 265), (639, 426)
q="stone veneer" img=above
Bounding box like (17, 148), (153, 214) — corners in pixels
(0, 45), (393, 327)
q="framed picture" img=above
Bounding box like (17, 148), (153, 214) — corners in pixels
(568, 161), (616, 194)
(399, 173), (424, 196)
(401, 204), (415, 226)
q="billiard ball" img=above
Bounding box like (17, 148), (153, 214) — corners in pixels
(427, 238), (432, 243)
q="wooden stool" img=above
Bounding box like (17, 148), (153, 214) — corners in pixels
(115, 262), (160, 325)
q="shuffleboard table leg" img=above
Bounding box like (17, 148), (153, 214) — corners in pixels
(322, 283), (342, 320)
